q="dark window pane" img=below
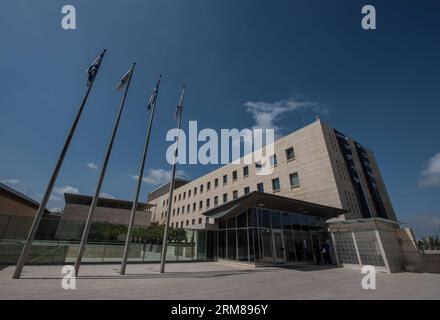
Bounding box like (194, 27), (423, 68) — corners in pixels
(237, 229), (248, 261)
(253, 228), (260, 262)
(248, 228), (255, 262)
(282, 213), (292, 230)
(259, 209), (271, 228)
(227, 229), (236, 260)
(228, 217), (236, 229)
(218, 230), (226, 259)
(219, 219), (226, 229)
(271, 211), (281, 229)
(284, 230), (296, 261)
(237, 211), (247, 228)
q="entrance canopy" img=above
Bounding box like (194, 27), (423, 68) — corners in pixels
(202, 191), (346, 221)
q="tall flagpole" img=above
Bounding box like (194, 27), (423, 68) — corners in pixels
(160, 86), (185, 274)
(12, 49), (107, 279)
(120, 75), (162, 275)
(74, 63), (136, 276)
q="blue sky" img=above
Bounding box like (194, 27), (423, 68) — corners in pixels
(0, 0), (439, 237)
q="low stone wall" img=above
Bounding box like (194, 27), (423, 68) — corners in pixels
(396, 228), (440, 274)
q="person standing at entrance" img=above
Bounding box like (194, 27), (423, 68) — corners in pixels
(322, 241), (332, 264)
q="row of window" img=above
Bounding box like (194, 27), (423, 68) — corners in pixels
(159, 172), (301, 220)
(170, 217), (209, 229)
(162, 147), (297, 207)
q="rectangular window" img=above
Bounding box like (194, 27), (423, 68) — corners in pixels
(172, 208), (175, 216)
(214, 178), (219, 188)
(200, 184), (204, 193)
(233, 190), (238, 199)
(257, 182), (264, 193)
(232, 170), (238, 180)
(194, 187), (197, 195)
(193, 203), (196, 211)
(206, 198), (210, 208)
(192, 219), (195, 225)
(255, 162), (262, 172)
(186, 220), (189, 226)
(178, 194), (181, 201)
(182, 206), (185, 214)
(174, 195), (177, 203)
(198, 218), (202, 224)
(187, 204), (190, 212)
(223, 174), (228, 185)
(199, 200), (203, 210)
(223, 193), (228, 203)
(180, 221), (184, 228)
(270, 154), (278, 167)
(183, 192), (186, 199)
(289, 172), (300, 188)
(244, 186), (250, 194)
(188, 189), (191, 198)
(272, 178), (281, 192)
(207, 181), (211, 191)
(243, 166), (249, 177)
(285, 147), (295, 161)
(214, 196), (218, 206)
(177, 207), (180, 214)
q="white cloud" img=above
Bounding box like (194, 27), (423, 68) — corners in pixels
(54, 186), (80, 195)
(1, 179), (19, 184)
(86, 162), (98, 170)
(243, 98), (325, 132)
(99, 192), (115, 199)
(419, 153), (440, 187)
(131, 169), (190, 186)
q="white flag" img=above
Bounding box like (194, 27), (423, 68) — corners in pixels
(116, 67), (134, 91)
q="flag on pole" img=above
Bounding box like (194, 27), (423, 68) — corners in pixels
(116, 67), (134, 90)
(174, 86), (185, 119)
(147, 75), (162, 110)
(86, 50), (106, 86)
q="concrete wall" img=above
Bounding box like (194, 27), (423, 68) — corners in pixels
(396, 228), (440, 274)
(0, 193), (37, 218)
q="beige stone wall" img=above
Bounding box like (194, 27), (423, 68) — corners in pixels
(149, 120), (343, 228)
(0, 194), (37, 218)
(60, 204), (151, 226)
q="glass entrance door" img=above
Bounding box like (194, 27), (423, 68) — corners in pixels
(272, 230), (285, 263)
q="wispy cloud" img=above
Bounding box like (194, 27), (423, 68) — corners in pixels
(131, 169), (190, 186)
(419, 153), (440, 187)
(99, 192), (115, 199)
(86, 162), (98, 170)
(54, 185), (80, 195)
(405, 214), (440, 239)
(244, 98), (325, 133)
(1, 178), (19, 184)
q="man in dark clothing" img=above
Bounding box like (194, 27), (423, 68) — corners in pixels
(322, 241), (332, 264)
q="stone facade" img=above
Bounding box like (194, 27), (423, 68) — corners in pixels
(147, 119), (396, 229)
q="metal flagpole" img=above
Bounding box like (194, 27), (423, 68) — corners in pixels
(74, 63), (136, 276)
(120, 75), (162, 275)
(12, 49), (107, 279)
(160, 86), (185, 274)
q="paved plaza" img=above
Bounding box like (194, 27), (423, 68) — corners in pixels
(0, 262), (439, 300)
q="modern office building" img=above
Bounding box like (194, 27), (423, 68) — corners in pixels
(146, 119), (413, 272)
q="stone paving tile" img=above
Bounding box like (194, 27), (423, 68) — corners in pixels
(0, 263), (439, 300)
